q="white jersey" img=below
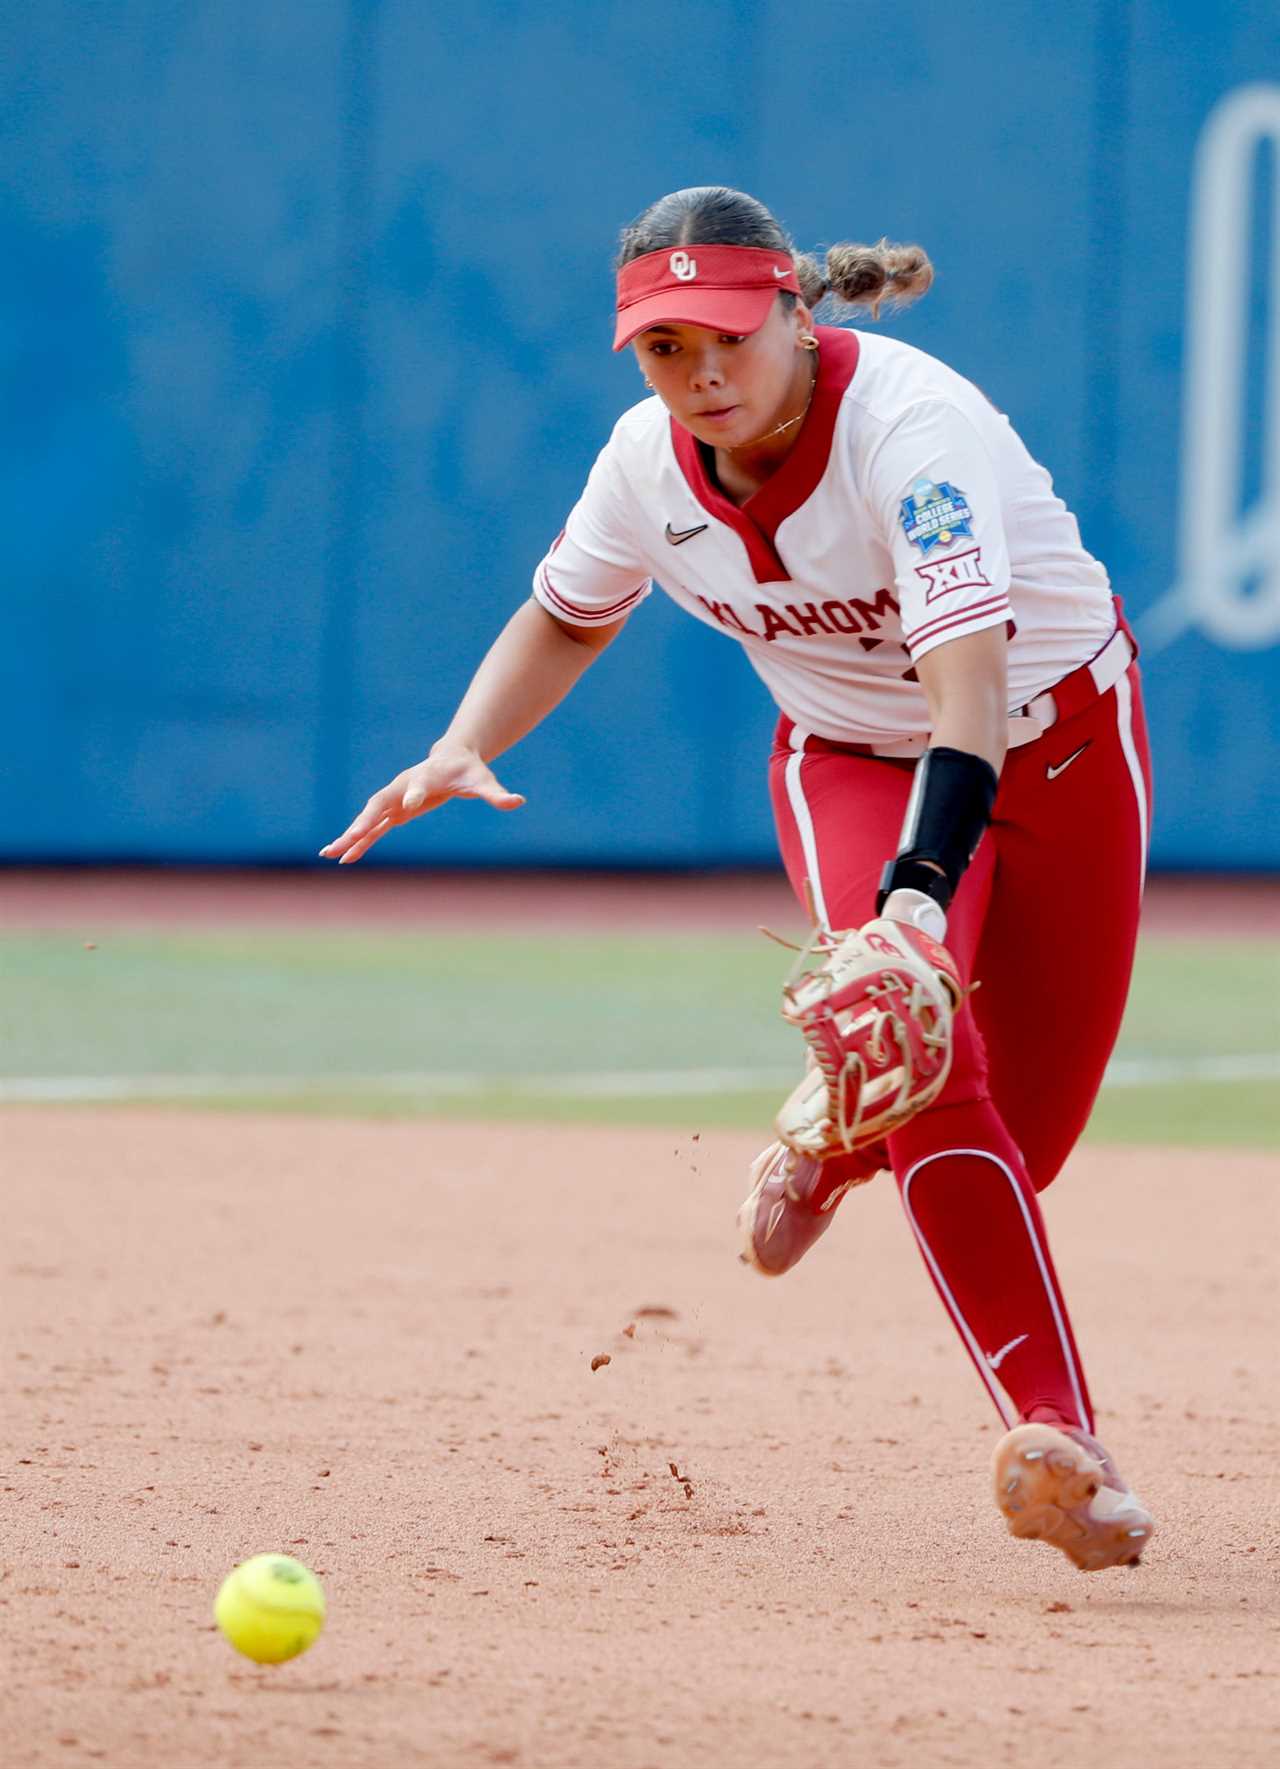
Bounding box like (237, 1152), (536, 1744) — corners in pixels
(532, 326), (1115, 746)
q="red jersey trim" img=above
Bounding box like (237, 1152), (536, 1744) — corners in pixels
(538, 565), (648, 624)
(906, 594), (1012, 653)
(668, 326), (862, 586)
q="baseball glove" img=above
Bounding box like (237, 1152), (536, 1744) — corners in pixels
(774, 917), (965, 1158)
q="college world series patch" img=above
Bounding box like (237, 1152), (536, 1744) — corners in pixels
(899, 479), (974, 555)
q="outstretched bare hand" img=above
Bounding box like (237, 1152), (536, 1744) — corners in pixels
(319, 744), (525, 864)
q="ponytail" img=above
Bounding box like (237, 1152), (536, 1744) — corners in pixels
(792, 240), (934, 320)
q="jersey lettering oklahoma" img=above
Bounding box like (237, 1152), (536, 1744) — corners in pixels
(533, 326), (1115, 745)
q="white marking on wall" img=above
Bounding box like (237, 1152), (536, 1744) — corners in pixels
(1145, 83), (1280, 652)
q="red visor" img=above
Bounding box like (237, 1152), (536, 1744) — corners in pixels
(613, 244), (802, 351)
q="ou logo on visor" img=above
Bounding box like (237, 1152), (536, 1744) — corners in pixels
(669, 251), (697, 281)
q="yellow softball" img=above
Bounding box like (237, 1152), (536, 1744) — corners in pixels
(213, 1553), (326, 1664)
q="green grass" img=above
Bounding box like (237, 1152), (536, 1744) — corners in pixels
(1084, 1079), (1277, 1149)
(1, 930), (1276, 1148)
(0, 931), (790, 1077)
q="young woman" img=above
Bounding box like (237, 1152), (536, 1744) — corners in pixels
(322, 187), (1155, 1574)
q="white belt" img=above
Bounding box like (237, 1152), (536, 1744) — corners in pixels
(1011, 625), (1135, 746)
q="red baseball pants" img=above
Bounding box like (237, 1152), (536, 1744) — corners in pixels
(769, 661), (1152, 1430)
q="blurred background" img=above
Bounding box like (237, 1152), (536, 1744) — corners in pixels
(2, 2), (1277, 1141)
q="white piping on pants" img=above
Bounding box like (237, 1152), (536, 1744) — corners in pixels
(1113, 669), (1149, 894)
(895, 747), (928, 852)
(783, 729), (830, 929)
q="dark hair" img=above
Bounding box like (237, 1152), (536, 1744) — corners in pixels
(616, 185), (933, 321)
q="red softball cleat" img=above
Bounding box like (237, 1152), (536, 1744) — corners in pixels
(737, 1137), (887, 1277)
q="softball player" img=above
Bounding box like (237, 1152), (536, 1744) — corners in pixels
(322, 186), (1155, 1574)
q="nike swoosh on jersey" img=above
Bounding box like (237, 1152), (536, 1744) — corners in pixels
(1046, 741), (1092, 780)
(665, 521), (709, 546)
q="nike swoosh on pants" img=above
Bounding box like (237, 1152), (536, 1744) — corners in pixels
(987, 1332), (1029, 1371)
(1046, 742), (1091, 780)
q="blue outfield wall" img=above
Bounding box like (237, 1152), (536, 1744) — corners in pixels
(3, 2), (1279, 867)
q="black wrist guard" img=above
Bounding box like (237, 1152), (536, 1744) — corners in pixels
(876, 746), (998, 915)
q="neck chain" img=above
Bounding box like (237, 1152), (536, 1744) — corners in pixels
(727, 355), (818, 453)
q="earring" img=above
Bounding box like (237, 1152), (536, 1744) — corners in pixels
(799, 334), (819, 352)
(644, 377), (654, 388)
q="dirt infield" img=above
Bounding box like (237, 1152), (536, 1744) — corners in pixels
(6, 1111), (1277, 1767)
